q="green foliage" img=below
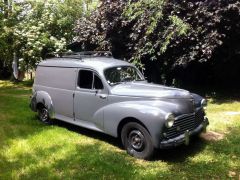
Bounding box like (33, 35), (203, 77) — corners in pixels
(75, 0), (240, 86)
(0, 1), (21, 68)
(14, 0), (86, 70)
(0, 0), (97, 73)
(123, 0), (189, 65)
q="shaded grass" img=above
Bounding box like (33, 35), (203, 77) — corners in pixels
(0, 80), (240, 179)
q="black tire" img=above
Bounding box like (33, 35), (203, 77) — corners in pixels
(38, 106), (51, 124)
(121, 122), (154, 160)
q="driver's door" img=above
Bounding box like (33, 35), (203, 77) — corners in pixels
(74, 69), (108, 129)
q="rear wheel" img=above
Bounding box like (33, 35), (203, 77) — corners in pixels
(38, 106), (51, 124)
(121, 122), (154, 160)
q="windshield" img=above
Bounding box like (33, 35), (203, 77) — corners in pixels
(104, 66), (144, 85)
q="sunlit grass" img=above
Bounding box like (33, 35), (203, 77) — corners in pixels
(207, 99), (240, 132)
(0, 80), (240, 179)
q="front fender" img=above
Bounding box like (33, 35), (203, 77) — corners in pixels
(191, 93), (204, 108)
(103, 101), (167, 147)
(30, 91), (55, 119)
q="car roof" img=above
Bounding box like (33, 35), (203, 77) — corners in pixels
(38, 57), (133, 72)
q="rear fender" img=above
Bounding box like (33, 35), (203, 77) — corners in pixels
(30, 91), (55, 119)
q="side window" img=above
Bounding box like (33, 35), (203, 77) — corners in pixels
(94, 74), (103, 90)
(78, 70), (93, 89)
(78, 70), (104, 90)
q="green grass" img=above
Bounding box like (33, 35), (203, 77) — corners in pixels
(0, 80), (240, 179)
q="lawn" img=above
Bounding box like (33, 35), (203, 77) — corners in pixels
(0, 80), (239, 179)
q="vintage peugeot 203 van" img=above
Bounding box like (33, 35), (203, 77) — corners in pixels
(30, 51), (209, 159)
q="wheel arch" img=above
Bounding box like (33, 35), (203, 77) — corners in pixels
(117, 117), (151, 138)
(31, 91), (55, 119)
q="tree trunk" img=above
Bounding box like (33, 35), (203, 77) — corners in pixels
(4, 0), (9, 18)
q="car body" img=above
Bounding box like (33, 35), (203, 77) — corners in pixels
(30, 53), (209, 159)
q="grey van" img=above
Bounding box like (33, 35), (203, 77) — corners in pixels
(30, 52), (209, 159)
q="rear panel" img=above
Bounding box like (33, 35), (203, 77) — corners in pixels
(34, 66), (77, 118)
(34, 66), (76, 90)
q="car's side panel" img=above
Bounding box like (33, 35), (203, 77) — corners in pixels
(55, 113), (105, 133)
(34, 66), (77, 119)
(74, 68), (109, 130)
(34, 66), (77, 90)
(74, 88), (108, 129)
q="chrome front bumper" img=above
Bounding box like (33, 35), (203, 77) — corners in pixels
(159, 117), (209, 149)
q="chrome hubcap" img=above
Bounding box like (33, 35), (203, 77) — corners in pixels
(40, 108), (48, 122)
(129, 130), (144, 150)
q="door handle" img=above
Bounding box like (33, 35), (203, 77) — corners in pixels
(99, 94), (107, 99)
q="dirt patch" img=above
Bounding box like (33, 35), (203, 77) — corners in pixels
(200, 131), (225, 141)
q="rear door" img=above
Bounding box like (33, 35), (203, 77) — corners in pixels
(74, 69), (108, 129)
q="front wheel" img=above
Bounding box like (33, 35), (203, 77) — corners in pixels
(121, 122), (154, 160)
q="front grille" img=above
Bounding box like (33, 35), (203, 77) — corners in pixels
(195, 109), (205, 127)
(164, 109), (205, 139)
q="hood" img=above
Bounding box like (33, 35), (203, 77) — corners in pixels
(110, 81), (192, 99)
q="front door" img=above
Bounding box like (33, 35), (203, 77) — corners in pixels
(74, 69), (108, 129)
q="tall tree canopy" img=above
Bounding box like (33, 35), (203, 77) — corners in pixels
(75, 0), (240, 87)
(0, 0), (97, 77)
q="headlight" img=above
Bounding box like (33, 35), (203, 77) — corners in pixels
(165, 113), (175, 128)
(201, 99), (207, 109)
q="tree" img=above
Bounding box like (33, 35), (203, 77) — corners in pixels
(0, 0), (21, 78)
(14, 0), (86, 71)
(75, 0), (240, 87)
(0, 0), (97, 79)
